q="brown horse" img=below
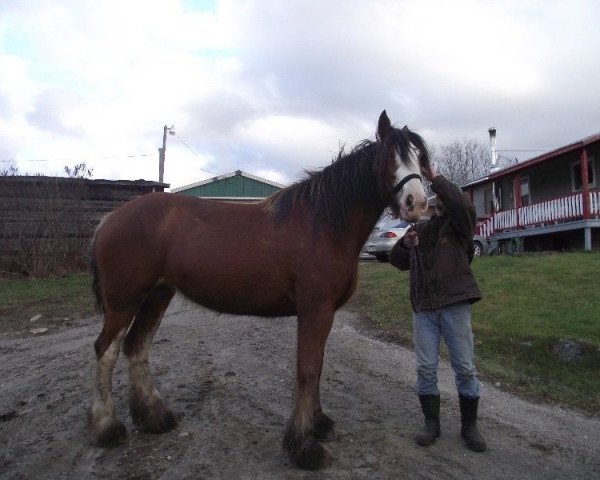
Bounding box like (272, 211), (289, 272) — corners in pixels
(88, 110), (430, 470)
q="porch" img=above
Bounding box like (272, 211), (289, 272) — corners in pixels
(477, 191), (600, 252)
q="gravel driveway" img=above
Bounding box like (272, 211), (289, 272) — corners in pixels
(1, 295), (599, 479)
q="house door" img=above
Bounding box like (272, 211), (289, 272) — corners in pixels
(519, 176), (531, 206)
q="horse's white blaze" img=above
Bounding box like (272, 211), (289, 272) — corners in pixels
(90, 329), (125, 424)
(394, 144), (428, 222)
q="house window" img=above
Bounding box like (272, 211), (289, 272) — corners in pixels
(520, 176), (530, 206)
(571, 156), (596, 191)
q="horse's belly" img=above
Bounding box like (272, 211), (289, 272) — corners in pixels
(172, 266), (296, 317)
(182, 288), (296, 317)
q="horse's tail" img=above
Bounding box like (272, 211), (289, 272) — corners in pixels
(90, 214), (111, 314)
(90, 251), (104, 314)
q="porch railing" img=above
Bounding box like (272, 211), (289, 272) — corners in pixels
(519, 193), (583, 225)
(477, 191), (600, 239)
(592, 190), (600, 216)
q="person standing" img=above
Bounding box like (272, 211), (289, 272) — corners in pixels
(389, 164), (487, 452)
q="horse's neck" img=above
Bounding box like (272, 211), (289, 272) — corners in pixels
(348, 204), (386, 253)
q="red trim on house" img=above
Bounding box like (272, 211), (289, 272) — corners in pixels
(514, 175), (522, 227)
(581, 148), (590, 219)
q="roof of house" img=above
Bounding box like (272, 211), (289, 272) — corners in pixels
(1, 176), (169, 188)
(170, 170), (286, 199)
(461, 131), (600, 189)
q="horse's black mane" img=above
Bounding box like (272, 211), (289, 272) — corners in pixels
(264, 126), (429, 233)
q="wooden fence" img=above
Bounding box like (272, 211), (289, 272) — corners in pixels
(0, 176), (167, 276)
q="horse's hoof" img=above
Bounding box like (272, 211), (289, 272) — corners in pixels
(291, 437), (330, 470)
(95, 417), (128, 447)
(283, 426), (330, 470)
(314, 413), (336, 442)
(130, 398), (178, 433)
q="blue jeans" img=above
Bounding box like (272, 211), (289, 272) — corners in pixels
(413, 302), (481, 398)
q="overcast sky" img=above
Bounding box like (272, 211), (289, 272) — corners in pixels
(1, 0), (599, 189)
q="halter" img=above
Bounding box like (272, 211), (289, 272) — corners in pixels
(392, 173), (422, 195)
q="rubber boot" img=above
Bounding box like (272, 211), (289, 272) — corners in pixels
(459, 394), (487, 452)
(415, 395), (441, 447)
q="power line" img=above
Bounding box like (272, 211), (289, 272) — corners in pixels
(497, 149), (549, 152)
(497, 153), (519, 164)
(1, 153), (153, 163)
(172, 133), (223, 176)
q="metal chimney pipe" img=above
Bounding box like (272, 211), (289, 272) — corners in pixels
(488, 127), (500, 173)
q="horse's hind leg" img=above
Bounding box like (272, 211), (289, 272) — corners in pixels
(283, 304), (335, 470)
(89, 310), (135, 447)
(123, 284), (177, 433)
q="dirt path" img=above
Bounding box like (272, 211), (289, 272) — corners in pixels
(1, 295), (599, 480)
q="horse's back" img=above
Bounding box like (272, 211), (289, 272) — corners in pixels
(96, 192), (275, 269)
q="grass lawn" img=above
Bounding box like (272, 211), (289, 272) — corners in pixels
(348, 253), (600, 415)
(0, 273), (96, 334)
(1, 254), (599, 415)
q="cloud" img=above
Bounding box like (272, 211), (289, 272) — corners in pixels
(1, 0), (599, 186)
(26, 88), (85, 136)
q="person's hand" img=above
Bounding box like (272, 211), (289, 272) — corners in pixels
(402, 231), (419, 248)
(421, 162), (437, 182)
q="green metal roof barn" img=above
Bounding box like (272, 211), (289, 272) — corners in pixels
(171, 170), (285, 202)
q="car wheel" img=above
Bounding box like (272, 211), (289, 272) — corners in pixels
(375, 253), (388, 263)
(473, 241), (483, 258)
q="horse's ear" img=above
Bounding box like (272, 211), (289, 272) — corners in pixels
(377, 110), (391, 141)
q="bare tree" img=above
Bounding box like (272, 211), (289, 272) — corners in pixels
(432, 137), (489, 186)
(1, 162), (19, 176)
(64, 162), (94, 179)
(432, 137), (516, 186)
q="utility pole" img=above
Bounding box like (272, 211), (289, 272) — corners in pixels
(158, 125), (174, 183)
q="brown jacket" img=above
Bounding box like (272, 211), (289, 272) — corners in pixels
(389, 175), (481, 312)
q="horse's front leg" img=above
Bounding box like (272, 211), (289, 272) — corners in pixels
(314, 358), (336, 442)
(283, 304), (335, 470)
